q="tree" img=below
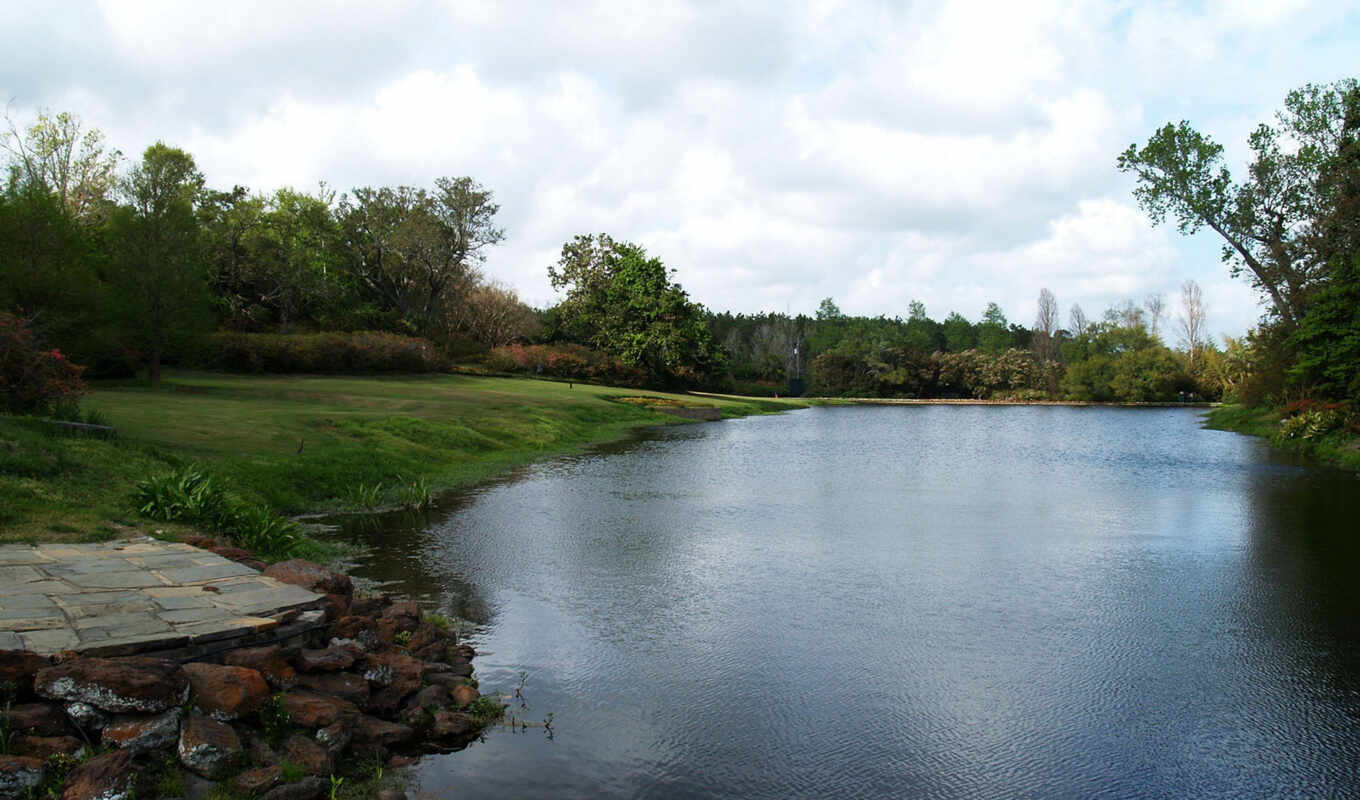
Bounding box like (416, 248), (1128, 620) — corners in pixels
(941, 311), (976, 352)
(108, 142), (211, 383)
(1033, 288), (1060, 361)
(548, 234), (723, 386)
(816, 297), (842, 321)
(1177, 279), (1206, 372)
(1117, 79), (1359, 328)
(338, 177), (502, 334)
(976, 302), (1011, 353)
(1144, 292), (1165, 338)
(3, 109), (120, 224)
(1069, 303), (1089, 336)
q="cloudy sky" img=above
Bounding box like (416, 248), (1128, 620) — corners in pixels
(4, 1), (1357, 339)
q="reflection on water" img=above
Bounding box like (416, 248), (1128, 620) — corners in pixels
(325, 406), (1360, 798)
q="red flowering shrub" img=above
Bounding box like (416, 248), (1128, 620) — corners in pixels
(208, 331), (449, 374)
(485, 343), (646, 386)
(0, 312), (88, 414)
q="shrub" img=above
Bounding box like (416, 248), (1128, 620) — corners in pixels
(206, 331), (448, 374)
(0, 312), (87, 414)
(134, 465), (300, 558)
(484, 343), (645, 386)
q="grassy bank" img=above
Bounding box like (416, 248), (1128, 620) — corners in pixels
(0, 371), (808, 544)
(1205, 404), (1360, 470)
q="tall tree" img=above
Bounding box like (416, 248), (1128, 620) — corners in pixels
(1177, 279), (1207, 372)
(1144, 292), (1166, 338)
(1033, 288), (1060, 361)
(109, 142), (211, 383)
(3, 110), (121, 224)
(1068, 303), (1089, 336)
(1117, 79), (1358, 328)
(976, 302), (1011, 353)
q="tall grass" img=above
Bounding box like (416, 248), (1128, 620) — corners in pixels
(134, 466), (300, 558)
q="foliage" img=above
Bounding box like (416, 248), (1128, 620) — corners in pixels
(0, 312), (87, 414)
(2, 109), (121, 224)
(207, 330), (448, 374)
(1276, 407), (1348, 442)
(547, 234), (724, 388)
(485, 342), (645, 385)
(134, 465), (300, 558)
(1289, 254), (1360, 404)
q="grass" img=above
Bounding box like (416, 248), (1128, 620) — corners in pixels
(1205, 403), (1360, 470)
(0, 371), (809, 544)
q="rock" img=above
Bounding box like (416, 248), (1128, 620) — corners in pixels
(404, 685), (449, 714)
(399, 705), (431, 729)
(351, 715), (414, 748)
(2, 702), (69, 736)
(450, 643), (476, 660)
(261, 775), (325, 800)
(224, 646), (297, 690)
(283, 734), (331, 775)
(386, 754), (418, 768)
(376, 790), (407, 800)
(327, 616), (377, 642)
(320, 593), (350, 621)
(431, 710), (472, 738)
(0, 650), (52, 693)
(246, 732), (281, 766)
(279, 691), (357, 728)
(382, 601), (422, 625)
(423, 673), (471, 692)
(36, 657), (188, 714)
(183, 662), (270, 720)
(0, 755), (45, 797)
(64, 702), (108, 732)
(15, 734), (84, 759)
(295, 672), (369, 707)
(233, 765), (283, 796)
(348, 596), (390, 617)
(59, 750), (133, 800)
(451, 684), (479, 708)
(406, 623), (452, 662)
(101, 707), (182, 754)
(262, 560), (352, 598)
(177, 714), (242, 780)
(315, 721), (351, 758)
(294, 646), (358, 673)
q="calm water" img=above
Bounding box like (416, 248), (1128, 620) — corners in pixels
(331, 406), (1360, 799)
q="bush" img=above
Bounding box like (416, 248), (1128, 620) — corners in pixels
(0, 312), (87, 414)
(484, 343), (645, 386)
(134, 466), (300, 558)
(206, 331), (448, 374)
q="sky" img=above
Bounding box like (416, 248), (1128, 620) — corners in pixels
(3, 1), (1357, 341)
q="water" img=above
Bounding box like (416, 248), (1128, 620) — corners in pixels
(330, 405), (1360, 798)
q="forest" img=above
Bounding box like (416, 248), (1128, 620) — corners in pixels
(2, 78), (1357, 413)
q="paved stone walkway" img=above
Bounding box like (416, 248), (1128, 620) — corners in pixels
(0, 537), (324, 656)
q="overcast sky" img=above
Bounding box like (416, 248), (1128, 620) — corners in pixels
(4, 1), (1357, 340)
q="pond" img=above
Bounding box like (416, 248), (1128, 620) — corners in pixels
(330, 405), (1360, 798)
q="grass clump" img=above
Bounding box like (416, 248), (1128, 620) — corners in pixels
(134, 466), (300, 558)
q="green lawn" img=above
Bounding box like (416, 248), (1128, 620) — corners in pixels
(0, 371), (807, 543)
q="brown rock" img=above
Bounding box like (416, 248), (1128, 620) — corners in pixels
(0, 650), (52, 693)
(349, 596), (390, 617)
(279, 691), (358, 728)
(376, 790), (407, 800)
(262, 560), (352, 598)
(102, 707), (182, 754)
(386, 754), (418, 769)
(261, 775), (325, 800)
(177, 714), (242, 780)
(0, 755), (45, 798)
(451, 684), (479, 708)
(405, 685), (450, 712)
(233, 765), (282, 796)
(320, 593), (350, 621)
(450, 643), (476, 660)
(424, 673), (471, 692)
(184, 662), (269, 720)
(283, 734), (331, 775)
(2, 702), (69, 736)
(327, 616), (376, 642)
(63, 702), (108, 733)
(294, 646), (358, 673)
(295, 672), (369, 707)
(406, 623), (452, 662)
(60, 750), (133, 800)
(315, 721), (351, 757)
(382, 601), (422, 625)
(246, 732), (280, 766)
(431, 710), (472, 738)
(224, 646), (297, 690)
(36, 657), (188, 714)
(15, 734), (83, 759)
(351, 715), (414, 748)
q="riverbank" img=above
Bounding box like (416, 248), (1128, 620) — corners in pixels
(1205, 404), (1360, 470)
(0, 371), (809, 546)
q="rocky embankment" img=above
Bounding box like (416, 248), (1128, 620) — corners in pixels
(0, 552), (496, 800)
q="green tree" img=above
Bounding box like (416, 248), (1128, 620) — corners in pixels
(108, 142), (212, 383)
(3, 110), (121, 224)
(941, 311), (976, 352)
(1117, 79), (1358, 328)
(548, 234), (723, 387)
(976, 302), (1011, 353)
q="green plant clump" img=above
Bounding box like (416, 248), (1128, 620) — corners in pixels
(134, 466), (301, 558)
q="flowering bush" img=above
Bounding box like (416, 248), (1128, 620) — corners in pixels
(1277, 400), (1350, 442)
(0, 312), (88, 414)
(485, 343), (646, 386)
(207, 331), (448, 374)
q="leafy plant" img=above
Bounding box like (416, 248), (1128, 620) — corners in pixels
(397, 475), (432, 510)
(344, 482), (383, 509)
(259, 693), (293, 747)
(133, 466), (300, 558)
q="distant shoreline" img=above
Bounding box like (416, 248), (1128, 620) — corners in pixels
(817, 397), (1215, 408)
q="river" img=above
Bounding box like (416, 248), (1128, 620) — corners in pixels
(329, 405), (1360, 798)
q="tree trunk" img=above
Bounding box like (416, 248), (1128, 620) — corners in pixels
(148, 349), (161, 384)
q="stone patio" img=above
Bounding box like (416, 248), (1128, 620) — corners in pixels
(0, 537), (326, 658)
